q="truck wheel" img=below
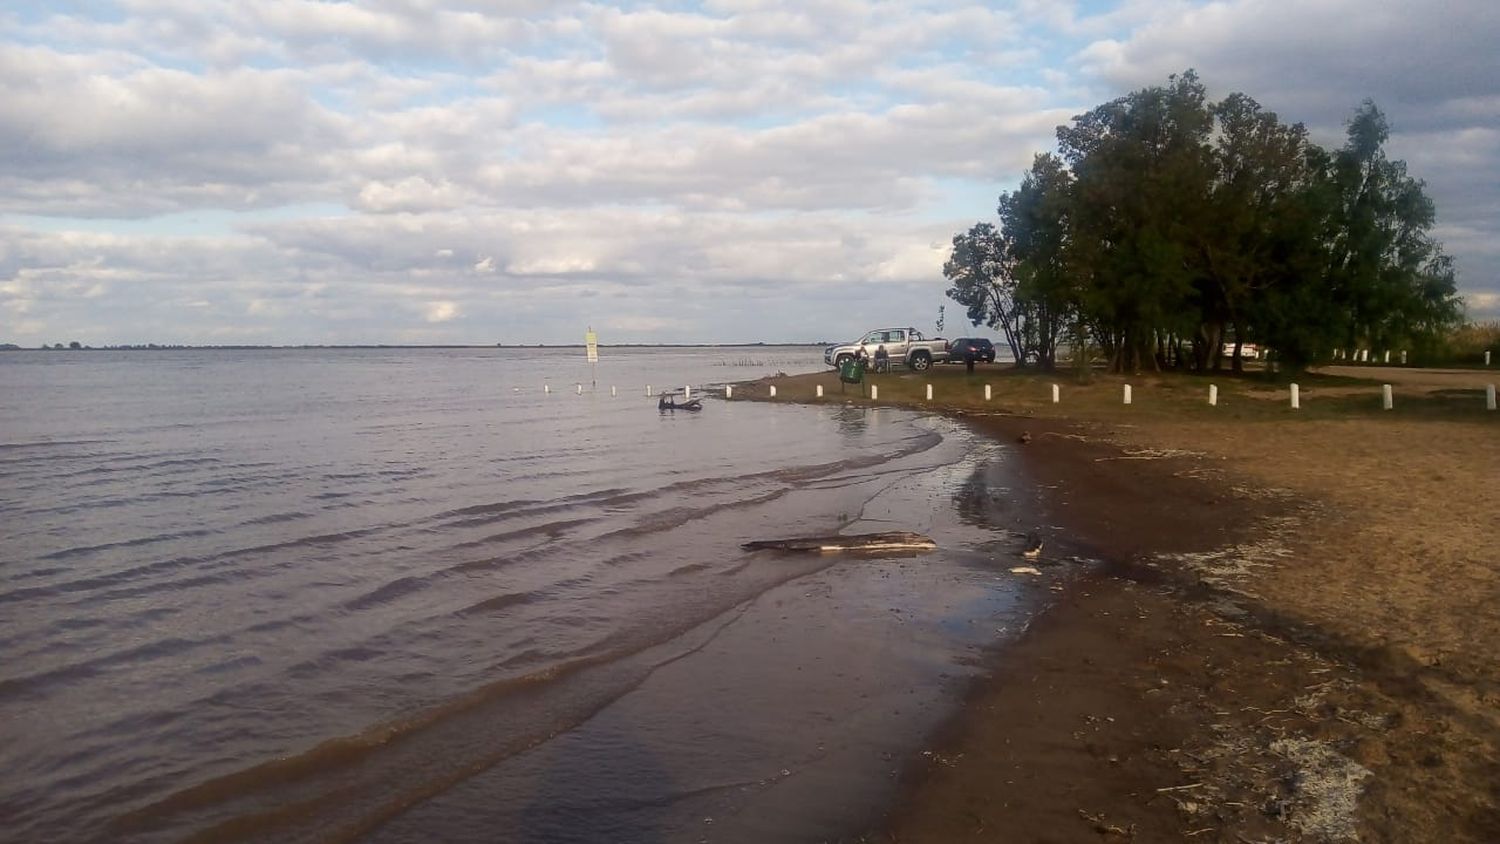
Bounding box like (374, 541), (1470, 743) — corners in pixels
(910, 352), (931, 371)
(835, 354), (852, 368)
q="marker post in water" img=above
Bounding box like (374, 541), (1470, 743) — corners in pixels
(984, 384), (992, 401)
(1209, 384), (1218, 406)
(725, 385), (733, 399)
(769, 385), (777, 398)
(1383, 384), (1394, 410)
(1123, 384), (1132, 405)
(816, 384), (824, 398)
(870, 385), (879, 400)
(584, 327), (599, 388)
(1051, 384), (1059, 404)
(926, 384), (933, 401)
(1487, 384), (1496, 411)
(1290, 383), (1300, 409)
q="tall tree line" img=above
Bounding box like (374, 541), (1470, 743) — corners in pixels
(945, 71), (1462, 373)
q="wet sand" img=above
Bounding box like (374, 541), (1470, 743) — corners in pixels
(745, 365), (1500, 842)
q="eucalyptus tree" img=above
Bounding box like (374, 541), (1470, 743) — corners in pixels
(945, 74), (1460, 375)
(1056, 71), (1216, 372)
(942, 222), (1030, 364)
(1196, 92), (1315, 371)
(998, 153), (1075, 369)
(1321, 102), (1461, 361)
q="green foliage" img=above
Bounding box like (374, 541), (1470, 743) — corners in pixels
(945, 72), (1464, 374)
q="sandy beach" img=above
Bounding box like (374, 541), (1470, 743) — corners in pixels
(741, 363), (1500, 842)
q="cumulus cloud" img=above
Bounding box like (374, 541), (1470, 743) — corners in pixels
(1, 0), (1495, 344)
(424, 300), (459, 323)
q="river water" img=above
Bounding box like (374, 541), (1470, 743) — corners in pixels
(0, 347), (1061, 842)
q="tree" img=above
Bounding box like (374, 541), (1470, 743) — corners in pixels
(1320, 102), (1461, 362)
(1057, 71), (1215, 372)
(943, 222), (1029, 364)
(999, 153), (1074, 369)
(947, 74), (1461, 375)
(1195, 93), (1314, 371)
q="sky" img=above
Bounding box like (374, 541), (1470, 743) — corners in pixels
(2, 0), (1497, 346)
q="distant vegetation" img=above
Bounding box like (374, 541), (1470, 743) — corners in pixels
(1437, 321), (1500, 365)
(946, 70), (1462, 374)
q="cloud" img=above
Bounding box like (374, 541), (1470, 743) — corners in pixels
(1, 0), (1494, 344)
(424, 300), (459, 323)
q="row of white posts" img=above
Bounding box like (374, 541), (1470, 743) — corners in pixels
(1335, 349), (1493, 366)
(1335, 349), (1406, 364)
(1281, 382), (1497, 411)
(545, 378), (1500, 413)
(536, 384), (701, 396)
(755, 380), (1500, 412)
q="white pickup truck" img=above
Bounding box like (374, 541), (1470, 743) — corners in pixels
(823, 327), (950, 372)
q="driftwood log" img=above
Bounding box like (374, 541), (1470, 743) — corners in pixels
(741, 531), (936, 553)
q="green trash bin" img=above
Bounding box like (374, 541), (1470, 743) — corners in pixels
(839, 357), (865, 384)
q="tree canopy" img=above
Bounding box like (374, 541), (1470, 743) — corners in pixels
(945, 71), (1462, 373)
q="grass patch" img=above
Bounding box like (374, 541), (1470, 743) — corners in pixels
(731, 363), (1499, 426)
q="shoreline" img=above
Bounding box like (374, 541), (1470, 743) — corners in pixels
(733, 365), (1500, 841)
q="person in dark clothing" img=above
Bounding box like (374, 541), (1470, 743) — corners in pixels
(873, 345), (889, 373)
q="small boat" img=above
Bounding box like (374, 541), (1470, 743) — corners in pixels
(658, 394), (703, 411)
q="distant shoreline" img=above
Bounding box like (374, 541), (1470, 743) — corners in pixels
(1, 342), (832, 352)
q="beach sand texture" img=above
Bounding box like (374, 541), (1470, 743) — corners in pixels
(748, 362), (1500, 841)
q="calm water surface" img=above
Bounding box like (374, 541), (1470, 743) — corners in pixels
(0, 347), (1050, 842)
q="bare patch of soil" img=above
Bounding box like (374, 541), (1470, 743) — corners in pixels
(837, 365), (1500, 842)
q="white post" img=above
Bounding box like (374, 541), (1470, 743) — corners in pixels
(1123, 384), (1132, 405)
(1383, 350), (1390, 364)
(816, 384), (823, 398)
(1335, 348), (1342, 360)
(576, 384), (583, 395)
(1290, 383), (1300, 409)
(1051, 384), (1059, 404)
(926, 384), (933, 401)
(684, 385), (691, 400)
(1209, 384), (1218, 406)
(725, 385), (732, 399)
(646, 385), (652, 396)
(1487, 351), (1492, 366)
(1487, 384), (1496, 411)
(1400, 350), (1408, 365)
(1361, 349), (1369, 362)
(1382, 384), (1393, 410)
(769, 385), (777, 398)
(611, 386), (617, 397)
(544, 384), (551, 394)
(871, 384), (879, 400)
(984, 384), (992, 401)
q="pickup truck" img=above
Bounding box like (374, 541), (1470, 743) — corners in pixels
(823, 327), (950, 372)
